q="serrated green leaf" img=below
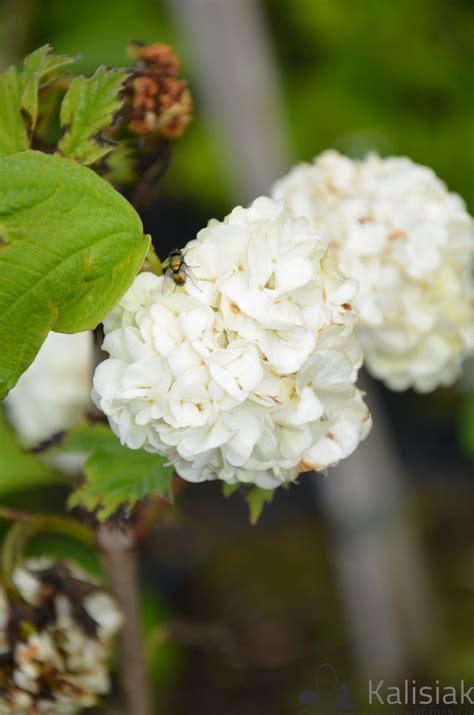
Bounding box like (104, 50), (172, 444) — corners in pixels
(0, 404), (63, 495)
(0, 150), (149, 398)
(66, 423), (174, 521)
(58, 66), (128, 165)
(0, 45), (77, 157)
(22, 45), (76, 80)
(245, 486), (274, 525)
(20, 45), (77, 129)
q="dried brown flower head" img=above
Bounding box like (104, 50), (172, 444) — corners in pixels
(0, 560), (122, 714)
(125, 42), (192, 139)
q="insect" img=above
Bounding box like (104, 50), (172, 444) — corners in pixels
(161, 248), (200, 293)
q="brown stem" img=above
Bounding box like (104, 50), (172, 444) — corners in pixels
(98, 524), (154, 715)
(135, 474), (187, 540)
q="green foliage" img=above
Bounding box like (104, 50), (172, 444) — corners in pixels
(0, 45), (76, 157)
(0, 45), (127, 166)
(0, 67), (29, 156)
(245, 486), (274, 525)
(0, 150), (149, 398)
(222, 482), (275, 523)
(27, 0), (474, 215)
(222, 483), (241, 498)
(0, 404), (63, 496)
(103, 141), (137, 184)
(65, 423), (174, 521)
(59, 66), (128, 165)
(20, 45), (77, 129)
(460, 391), (474, 459)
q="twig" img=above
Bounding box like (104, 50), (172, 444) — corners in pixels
(98, 524), (154, 715)
(1, 521), (38, 598)
(0, 507), (95, 546)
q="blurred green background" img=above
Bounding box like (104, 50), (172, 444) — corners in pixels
(1, 0), (473, 214)
(1, 1), (473, 713)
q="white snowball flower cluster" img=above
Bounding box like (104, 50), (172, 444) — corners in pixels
(93, 197), (371, 488)
(272, 150), (474, 392)
(0, 560), (122, 714)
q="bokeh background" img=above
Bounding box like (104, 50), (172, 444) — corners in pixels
(1, 1), (474, 713)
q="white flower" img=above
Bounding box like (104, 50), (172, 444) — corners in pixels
(93, 197), (371, 488)
(5, 332), (93, 445)
(0, 560), (122, 715)
(5, 331), (93, 473)
(272, 150), (474, 392)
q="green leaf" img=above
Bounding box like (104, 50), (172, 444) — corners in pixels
(20, 45), (77, 129)
(66, 423), (174, 521)
(58, 66), (128, 165)
(0, 404), (63, 495)
(245, 486), (274, 525)
(0, 45), (77, 157)
(0, 149), (149, 398)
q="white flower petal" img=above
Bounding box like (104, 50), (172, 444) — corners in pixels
(93, 359), (127, 401)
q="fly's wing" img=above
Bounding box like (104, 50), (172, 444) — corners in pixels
(161, 270), (177, 294)
(184, 266), (202, 292)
